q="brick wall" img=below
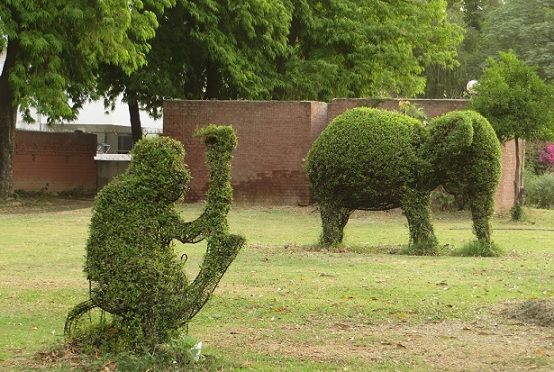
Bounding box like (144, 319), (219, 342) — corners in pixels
(13, 130), (97, 193)
(164, 99), (520, 213)
(164, 100), (324, 205)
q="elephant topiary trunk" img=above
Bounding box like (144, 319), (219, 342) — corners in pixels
(65, 125), (245, 350)
(306, 108), (501, 255)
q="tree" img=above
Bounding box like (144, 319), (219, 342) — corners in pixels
(98, 0), (291, 143)
(424, 0), (503, 98)
(102, 0), (463, 140)
(471, 51), (554, 215)
(0, 1), (165, 198)
(481, 0), (554, 82)
(275, 0), (464, 101)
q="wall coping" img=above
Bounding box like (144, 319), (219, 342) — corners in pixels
(94, 154), (132, 161)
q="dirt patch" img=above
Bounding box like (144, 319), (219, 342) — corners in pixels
(200, 315), (554, 371)
(503, 299), (554, 327)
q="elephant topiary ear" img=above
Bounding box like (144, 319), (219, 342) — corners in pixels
(427, 111), (474, 160)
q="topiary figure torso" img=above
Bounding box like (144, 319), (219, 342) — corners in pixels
(306, 107), (501, 254)
(66, 125), (245, 349)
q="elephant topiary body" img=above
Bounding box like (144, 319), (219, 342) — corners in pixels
(306, 107), (501, 253)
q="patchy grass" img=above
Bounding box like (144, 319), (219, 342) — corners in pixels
(0, 198), (553, 370)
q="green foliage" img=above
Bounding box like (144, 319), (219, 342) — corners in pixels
(307, 108), (425, 210)
(307, 108), (501, 254)
(481, 0), (554, 82)
(0, 0), (162, 121)
(525, 172), (554, 209)
(99, 0), (291, 139)
(424, 0), (502, 98)
(66, 126), (245, 351)
(451, 240), (503, 257)
(426, 110), (501, 243)
(471, 51), (554, 143)
(102, 0), (463, 135)
(471, 51), (554, 213)
(276, 0), (463, 100)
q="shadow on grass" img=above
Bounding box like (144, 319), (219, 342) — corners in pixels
(0, 194), (94, 215)
(301, 242), (504, 258)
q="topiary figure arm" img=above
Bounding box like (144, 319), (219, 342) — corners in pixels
(177, 125), (245, 323)
(170, 125), (239, 244)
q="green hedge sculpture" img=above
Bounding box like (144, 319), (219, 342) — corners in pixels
(306, 108), (501, 254)
(65, 125), (245, 350)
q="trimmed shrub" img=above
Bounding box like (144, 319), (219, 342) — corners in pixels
(426, 110), (501, 244)
(66, 125), (245, 351)
(306, 108), (501, 254)
(306, 107), (436, 250)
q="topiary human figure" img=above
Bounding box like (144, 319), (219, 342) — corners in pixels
(306, 107), (501, 255)
(65, 125), (245, 350)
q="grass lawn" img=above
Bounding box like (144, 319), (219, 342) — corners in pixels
(0, 197), (553, 370)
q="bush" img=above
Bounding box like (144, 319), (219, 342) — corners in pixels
(538, 143), (554, 171)
(66, 126), (245, 351)
(525, 172), (554, 209)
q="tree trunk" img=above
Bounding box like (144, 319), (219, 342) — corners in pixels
(514, 136), (522, 206)
(0, 39), (19, 199)
(127, 96), (142, 144)
(204, 59), (218, 99)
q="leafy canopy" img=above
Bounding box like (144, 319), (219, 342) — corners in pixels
(99, 0), (291, 122)
(471, 51), (554, 142)
(0, 0), (167, 121)
(481, 0), (554, 82)
(276, 0), (464, 100)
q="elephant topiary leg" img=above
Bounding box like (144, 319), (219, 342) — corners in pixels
(319, 202), (351, 248)
(400, 188), (438, 255)
(469, 193), (494, 244)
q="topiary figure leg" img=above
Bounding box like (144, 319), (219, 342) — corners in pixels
(319, 202), (351, 248)
(400, 187), (438, 255)
(469, 190), (494, 244)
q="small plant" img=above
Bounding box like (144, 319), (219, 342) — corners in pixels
(451, 240), (503, 257)
(525, 172), (554, 209)
(398, 101), (428, 123)
(510, 204), (525, 221)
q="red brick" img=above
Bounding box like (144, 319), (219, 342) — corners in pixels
(13, 130), (97, 193)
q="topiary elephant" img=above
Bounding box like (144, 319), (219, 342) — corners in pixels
(306, 107), (501, 254)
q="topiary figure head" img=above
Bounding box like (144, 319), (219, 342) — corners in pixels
(127, 136), (191, 202)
